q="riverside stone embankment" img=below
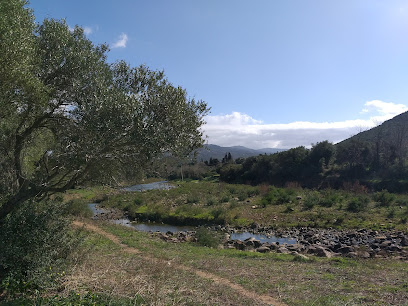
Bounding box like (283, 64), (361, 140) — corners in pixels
(91, 204), (408, 260)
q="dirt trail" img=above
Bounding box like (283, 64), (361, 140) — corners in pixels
(72, 220), (287, 306)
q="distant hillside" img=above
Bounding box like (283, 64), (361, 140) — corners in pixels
(194, 144), (285, 162)
(337, 111), (408, 148)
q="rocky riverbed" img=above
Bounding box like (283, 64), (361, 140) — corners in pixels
(222, 226), (408, 259)
(149, 225), (408, 260)
(90, 204), (408, 260)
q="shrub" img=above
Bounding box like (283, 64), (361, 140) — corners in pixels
(261, 187), (295, 207)
(66, 199), (93, 218)
(237, 192), (247, 201)
(319, 189), (342, 207)
(134, 197), (143, 205)
(387, 207), (396, 219)
(303, 191), (319, 210)
(206, 197), (216, 206)
(195, 227), (222, 248)
(0, 200), (82, 295)
(346, 196), (369, 213)
(219, 194), (230, 203)
(186, 194), (200, 204)
(374, 190), (395, 207)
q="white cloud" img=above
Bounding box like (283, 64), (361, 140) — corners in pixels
(83, 26), (93, 35)
(68, 25), (94, 36)
(203, 100), (408, 149)
(112, 33), (128, 48)
(362, 100), (408, 117)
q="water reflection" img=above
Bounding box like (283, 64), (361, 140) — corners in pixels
(123, 181), (174, 192)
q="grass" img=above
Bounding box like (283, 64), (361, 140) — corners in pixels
(4, 219), (407, 305)
(71, 181), (408, 231)
(97, 222), (408, 305)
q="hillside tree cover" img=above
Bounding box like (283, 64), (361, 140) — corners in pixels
(0, 0), (209, 222)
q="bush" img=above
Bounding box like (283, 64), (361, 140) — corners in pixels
(219, 194), (230, 203)
(0, 200), (82, 295)
(319, 189), (342, 207)
(261, 187), (295, 207)
(303, 191), (319, 210)
(346, 196), (369, 213)
(66, 199), (93, 218)
(374, 190), (395, 207)
(195, 227), (221, 248)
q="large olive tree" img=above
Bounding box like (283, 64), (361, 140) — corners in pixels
(0, 0), (209, 221)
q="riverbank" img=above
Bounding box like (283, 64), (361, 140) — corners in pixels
(75, 220), (408, 305)
(90, 200), (408, 260)
(94, 181), (408, 231)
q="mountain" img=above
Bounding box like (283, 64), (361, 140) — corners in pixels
(194, 144), (285, 162)
(337, 111), (408, 147)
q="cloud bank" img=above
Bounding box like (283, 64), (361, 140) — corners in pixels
(112, 33), (128, 48)
(203, 100), (408, 149)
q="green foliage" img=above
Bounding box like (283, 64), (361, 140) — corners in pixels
(346, 196), (369, 213)
(303, 191), (319, 210)
(0, 200), (82, 294)
(260, 186), (295, 207)
(374, 190), (396, 207)
(206, 197), (216, 206)
(195, 227), (221, 248)
(319, 189), (343, 207)
(66, 199), (93, 218)
(219, 194), (230, 203)
(0, 0), (209, 221)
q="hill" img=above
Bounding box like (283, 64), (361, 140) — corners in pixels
(194, 144), (285, 162)
(337, 111), (408, 147)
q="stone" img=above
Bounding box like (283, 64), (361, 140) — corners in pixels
(277, 247), (290, 254)
(256, 246), (271, 253)
(387, 245), (402, 252)
(337, 246), (355, 254)
(314, 246), (333, 258)
(358, 251), (371, 259)
(233, 240), (246, 250)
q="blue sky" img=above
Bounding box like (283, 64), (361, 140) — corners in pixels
(30, 0), (408, 148)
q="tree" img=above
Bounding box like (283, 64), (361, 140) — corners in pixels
(0, 1), (210, 221)
(309, 141), (335, 170)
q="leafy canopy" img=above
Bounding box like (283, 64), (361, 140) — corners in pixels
(0, 0), (210, 220)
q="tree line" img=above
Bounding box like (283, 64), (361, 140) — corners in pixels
(216, 136), (408, 192)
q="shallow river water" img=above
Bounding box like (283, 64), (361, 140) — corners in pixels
(89, 181), (297, 245)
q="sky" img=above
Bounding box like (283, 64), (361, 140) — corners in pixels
(29, 0), (408, 149)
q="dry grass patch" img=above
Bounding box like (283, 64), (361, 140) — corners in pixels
(61, 228), (265, 305)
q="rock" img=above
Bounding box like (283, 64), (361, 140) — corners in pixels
(233, 240), (246, 250)
(337, 246), (355, 254)
(256, 246), (271, 253)
(358, 251), (371, 259)
(250, 223), (259, 230)
(244, 237), (262, 248)
(314, 246), (333, 258)
(277, 247), (290, 254)
(387, 245), (402, 252)
(380, 240), (392, 248)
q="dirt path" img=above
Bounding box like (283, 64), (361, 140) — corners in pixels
(72, 220), (287, 306)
